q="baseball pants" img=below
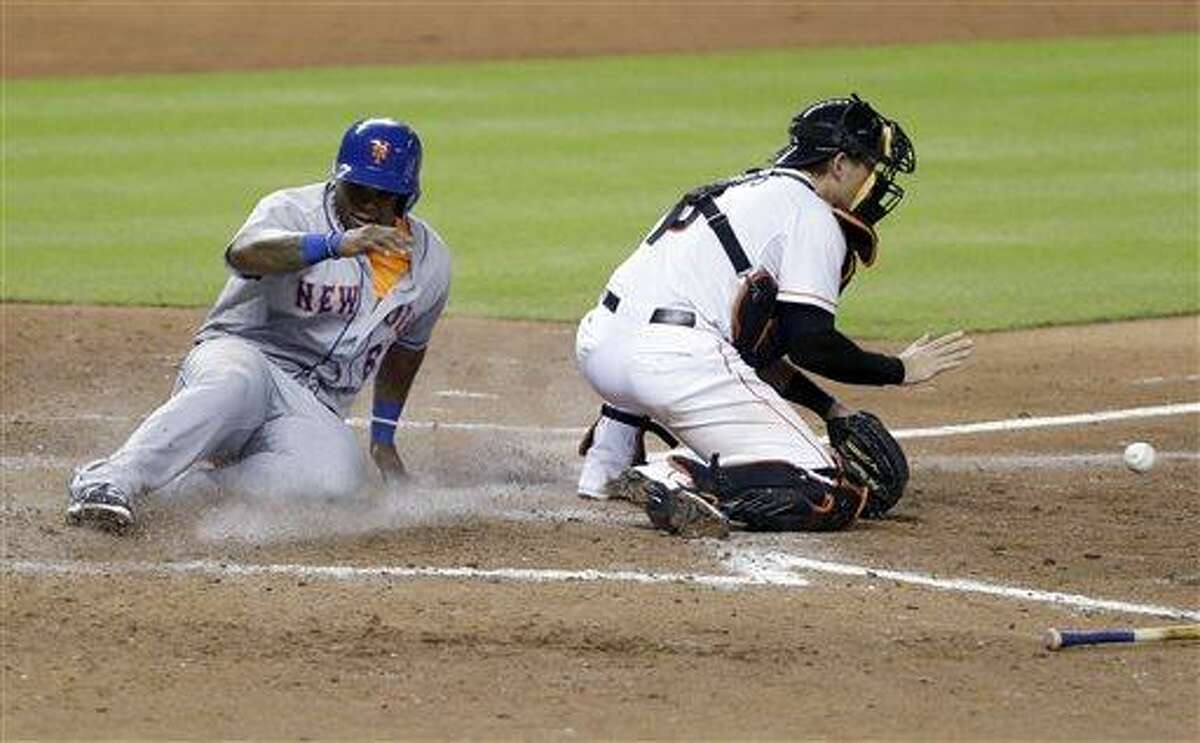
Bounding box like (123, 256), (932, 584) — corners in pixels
(74, 336), (365, 502)
(575, 302), (834, 490)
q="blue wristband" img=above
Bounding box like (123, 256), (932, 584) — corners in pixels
(371, 400), (403, 445)
(300, 231), (344, 266)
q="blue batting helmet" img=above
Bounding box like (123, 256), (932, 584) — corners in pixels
(334, 118), (422, 211)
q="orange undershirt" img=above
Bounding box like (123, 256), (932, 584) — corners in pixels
(367, 216), (413, 299)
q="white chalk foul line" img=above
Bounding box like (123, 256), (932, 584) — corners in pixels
(889, 402), (1200, 441)
(434, 389), (500, 400)
(9, 552), (1196, 621)
(728, 551), (1200, 622)
(7, 401), (1198, 439)
(3, 557), (807, 590)
(1, 412), (585, 436)
(1133, 374), (1200, 386)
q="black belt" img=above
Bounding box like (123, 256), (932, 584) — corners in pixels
(602, 291), (695, 328)
(648, 308), (695, 327)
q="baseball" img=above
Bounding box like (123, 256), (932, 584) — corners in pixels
(1123, 442), (1156, 473)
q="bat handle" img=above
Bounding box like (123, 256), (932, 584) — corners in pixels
(1044, 628), (1135, 650)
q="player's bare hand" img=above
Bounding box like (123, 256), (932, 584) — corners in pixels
(339, 223), (412, 258)
(370, 441), (411, 486)
(899, 330), (973, 385)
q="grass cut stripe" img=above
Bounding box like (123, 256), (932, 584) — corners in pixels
(5, 34), (1197, 336)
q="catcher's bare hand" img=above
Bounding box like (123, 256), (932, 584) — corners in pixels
(339, 223), (412, 259)
(899, 330), (973, 385)
(370, 441), (411, 485)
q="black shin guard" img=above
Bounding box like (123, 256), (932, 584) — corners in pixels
(668, 454), (867, 532)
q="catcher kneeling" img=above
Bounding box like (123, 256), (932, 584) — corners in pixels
(574, 94), (973, 538)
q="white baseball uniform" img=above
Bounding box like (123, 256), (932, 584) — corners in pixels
(576, 168), (845, 496)
(73, 181), (450, 503)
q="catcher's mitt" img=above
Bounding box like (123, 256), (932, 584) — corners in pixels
(826, 411), (908, 518)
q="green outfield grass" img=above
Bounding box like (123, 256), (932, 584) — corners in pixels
(4, 34), (1197, 337)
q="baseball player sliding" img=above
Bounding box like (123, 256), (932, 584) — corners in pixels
(576, 94), (973, 537)
(67, 118), (451, 532)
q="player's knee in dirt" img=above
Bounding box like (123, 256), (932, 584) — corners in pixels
(298, 440), (367, 502)
(259, 457), (364, 502)
(305, 470), (365, 502)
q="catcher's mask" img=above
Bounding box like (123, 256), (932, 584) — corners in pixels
(333, 117), (423, 215)
(775, 94), (916, 226)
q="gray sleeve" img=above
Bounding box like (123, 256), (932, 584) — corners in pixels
(224, 191), (309, 278)
(394, 281), (449, 351)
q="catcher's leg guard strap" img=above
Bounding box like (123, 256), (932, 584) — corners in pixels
(598, 404), (679, 449)
(667, 454), (834, 496)
(578, 404), (678, 458)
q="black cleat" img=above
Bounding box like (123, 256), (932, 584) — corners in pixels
(644, 482), (730, 539)
(605, 469), (655, 505)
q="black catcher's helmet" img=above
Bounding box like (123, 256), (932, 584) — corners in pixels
(775, 94), (916, 225)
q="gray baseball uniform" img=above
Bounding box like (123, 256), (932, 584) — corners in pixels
(73, 181), (450, 502)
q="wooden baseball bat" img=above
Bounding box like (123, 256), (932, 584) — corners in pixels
(1044, 623), (1200, 650)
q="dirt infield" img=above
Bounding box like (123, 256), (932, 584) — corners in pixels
(5, 0), (1196, 77)
(3, 305), (1199, 739)
(4, 2), (1200, 739)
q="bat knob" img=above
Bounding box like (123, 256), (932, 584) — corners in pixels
(1043, 628), (1064, 651)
